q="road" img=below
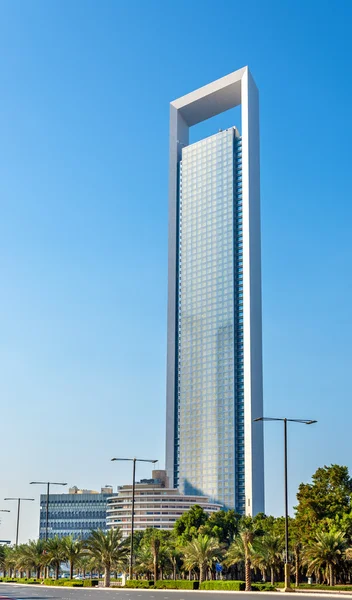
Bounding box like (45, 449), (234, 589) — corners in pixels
(0, 583), (351, 600)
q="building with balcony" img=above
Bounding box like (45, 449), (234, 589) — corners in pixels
(106, 470), (220, 537)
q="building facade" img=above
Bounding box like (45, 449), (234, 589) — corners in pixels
(166, 67), (264, 515)
(106, 470), (220, 537)
(39, 486), (116, 540)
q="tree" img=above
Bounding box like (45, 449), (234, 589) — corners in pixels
(134, 545), (153, 579)
(86, 528), (127, 587)
(303, 530), (347, 586)
(76, 554), (93, 578)
(46, 537), (66, 579)
(62, 537), (84, 579)
(254, 533), (283, 585)
(295, 465), (352, 543)
(0, 545), (6, 574)
(203, 510), (241, 547)
(142, 529), (165, 581)
(182, 534), (221, 584)
(174, 505), (209, 543)
(227, 517), (261, 591)
(16, 539), (46, 578)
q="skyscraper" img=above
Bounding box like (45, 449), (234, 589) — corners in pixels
(166, 67), (264, 515)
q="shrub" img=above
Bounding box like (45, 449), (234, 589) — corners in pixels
(201, 581), (245, 591)
(154, 580), (199, 590)
(83, 580), (99, 587)
(252, 583), (276, 591)
(125, 580), (154, 588)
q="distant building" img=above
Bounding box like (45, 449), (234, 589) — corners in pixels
(39, 485), (116, 540)
(106, 470), (220, 537)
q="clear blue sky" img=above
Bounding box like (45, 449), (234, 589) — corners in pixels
(0, 0), (351, 544)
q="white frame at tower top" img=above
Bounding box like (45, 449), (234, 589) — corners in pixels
(166, 66), (264, 516)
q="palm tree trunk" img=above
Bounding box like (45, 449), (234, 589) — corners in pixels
(295, 547), (300, 586)
(245, 557), (252, 591)
(104, 565), (110, 588)
(271, 567), (274, 585)
(36, 567), (40, 579)
(154, 553), (158, 581)
(173, 563), (176, 580)
(70, 561), (74, 580)
(199, 565), (204, 585)
(329, 564), (333, 587)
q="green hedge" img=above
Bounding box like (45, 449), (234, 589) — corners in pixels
(201, 581), (245, 591)
(0, 578), (39, 584)
(252, 583), (276, 591)
(125, 580), (199, 590)
(298, 584), (352, 591)
(43, 579), (85, 587)
(125, 580), (154, 588)
(83, 579), (99, 587)
(154, 580), (199, 590)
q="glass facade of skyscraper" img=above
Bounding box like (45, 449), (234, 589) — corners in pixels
(175, 127), (245, 512)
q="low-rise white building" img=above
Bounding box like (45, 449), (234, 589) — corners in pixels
(106, 470), (221, 537)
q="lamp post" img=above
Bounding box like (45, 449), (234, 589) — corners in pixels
(254, 417), (317, 591)
(111, 457), (157, 580)
(4, 498), (34, 546)
(30, 481), (67, 541)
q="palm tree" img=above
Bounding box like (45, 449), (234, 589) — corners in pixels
(227, 517), (261, 591)
(143, 529), (164, 581)
(46, 536), (66, 579)
(16, 539), (46, 579)
(134, 545), (153, 579)
(86, 528), (127, 587)
(0, 545), (6, 575)
(303, 530), (347, 586)
(226, 535), (246, 580)
(5, 546), (18, 578)
(182, 534), (221, 584)
(62, 537), (84, 579)
(76, 554), (93, 578)
(254, 533), (284, 585)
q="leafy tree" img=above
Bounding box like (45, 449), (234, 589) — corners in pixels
(86, 528), (127, 587)
(174, 505), (209, 543)
(295, 465), (352, 543)
(203, 510), (240, 547)
(302, 530), (347, 586)
(182, 534), (221, 584)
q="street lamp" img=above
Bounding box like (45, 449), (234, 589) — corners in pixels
(4, 498), (34, 546)
(253, 417), (317, 591)
(0, 509), (10, 528)
(111, 457), (157, 579)
(30, 481), (67, 541)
